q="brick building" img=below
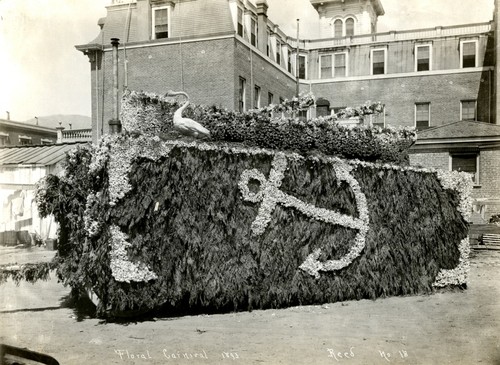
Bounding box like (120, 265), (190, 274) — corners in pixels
(76, 0), (499, 220)
(76, 0), (495, 132)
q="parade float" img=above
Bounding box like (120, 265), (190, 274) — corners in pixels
(1, 91), (472, 317)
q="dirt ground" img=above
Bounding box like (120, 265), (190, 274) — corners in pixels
(0, 246), (499, 365)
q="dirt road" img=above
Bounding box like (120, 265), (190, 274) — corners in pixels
(0, 247), (499, 365)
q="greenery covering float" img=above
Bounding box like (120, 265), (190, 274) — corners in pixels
(15, 91), (473, 317)
(123, 91), (416, 164)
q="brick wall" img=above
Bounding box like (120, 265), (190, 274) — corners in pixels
(90, 58), (100, 141)
(310, 71), (491, 127)
(123, 39), (236, 106)
(410, 148), (500, 222)
(474, 147), (500, 221)
(234, 40), (297, 110)
(89, 35), (299, 138)
(91, 37), (237, 137)
(410, 149), (500, 200)
(476, 149), (500, 199)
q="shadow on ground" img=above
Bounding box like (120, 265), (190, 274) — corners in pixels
(59, 290), (97, 322)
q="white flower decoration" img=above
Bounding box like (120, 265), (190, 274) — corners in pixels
(109, 225), (158, 283)
(239, 153), (370, 278)
(433, 237), (470, 287)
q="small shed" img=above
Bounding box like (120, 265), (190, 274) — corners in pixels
(0, 142), (88, 245)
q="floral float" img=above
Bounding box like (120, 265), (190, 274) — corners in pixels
(0, 91), (471, 317)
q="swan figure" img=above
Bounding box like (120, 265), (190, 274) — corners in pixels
(165, 90), (210, 139)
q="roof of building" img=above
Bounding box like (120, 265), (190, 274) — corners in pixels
(416, 121), (500, 142)
(310, 0), (385, 16)
(0, 142), (88, 167)
(0, 119), (58, 133)
(77, 0), (235, 50)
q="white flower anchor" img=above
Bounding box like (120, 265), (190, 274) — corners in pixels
(239, 153), (370, 278)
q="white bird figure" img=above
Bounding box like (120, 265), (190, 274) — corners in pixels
(166, 90), (210, 139)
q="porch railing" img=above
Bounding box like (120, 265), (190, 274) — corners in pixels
(61, 129), (92, 142)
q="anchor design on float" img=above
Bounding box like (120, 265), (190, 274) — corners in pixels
(109, 151), (369, 282)
(239, 153), (370, 278)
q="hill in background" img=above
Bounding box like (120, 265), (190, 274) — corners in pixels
(23, 115), (91, 130)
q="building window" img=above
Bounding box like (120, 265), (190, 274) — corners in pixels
(250, 17), (257, 47)
(317, 105), (330, 117)
(40, 138), (54, 145)
(268, 92), (274, 105)
(345, 18), (355, 36)
(316, 99), (332, 117)
(287, 51), (292, 73)
(333, 17), (355, 37)
(237, 7), (244, 37)
(415, 103), (430, 130)
(276, 40), (282, 65)
(19, 136), (32, 145)
(320, 54), (332, 79)
(266, 28), (271, 57)
(0, 133), (9, 146)
(451, 153), (479, 185)
(334, 19), (343, 38)
(152, 6), (170, 39)
(239, 77), (246, 112)
(461, 100), (476, 120)
(334, 53), (347, 77)
(298, 55), (307, 79)
(460, 40), (477, 68)
(254, 85), (261, 109)
(371, 48), (386, 75)
(415, 44), (431, 71)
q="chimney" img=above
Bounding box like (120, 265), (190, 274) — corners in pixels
(6, 111), (10, 121)
(56, 122), (65, 144)
(35, 116), (38, 125)
(108, 38), (122, 134)
(256, 0), (268, 54)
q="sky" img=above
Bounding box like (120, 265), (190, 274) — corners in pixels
(0, 0), (495, 122)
